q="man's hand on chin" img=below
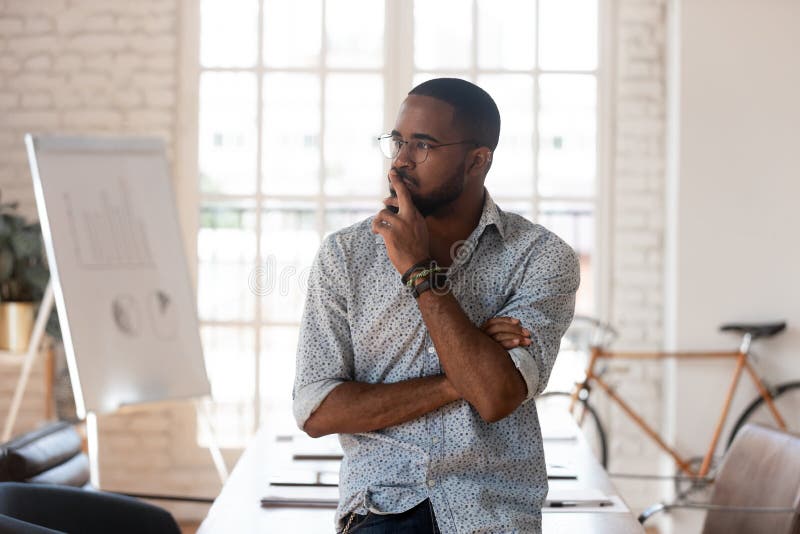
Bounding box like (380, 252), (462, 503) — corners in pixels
(371, 170), (431, 274)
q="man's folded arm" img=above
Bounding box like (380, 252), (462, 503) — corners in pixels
(297, 376), (461, 438)
(293, 235), (461, 438)
(417, 236), (580, 423)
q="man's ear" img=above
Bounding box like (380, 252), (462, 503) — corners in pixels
(468, 148), (493, 174)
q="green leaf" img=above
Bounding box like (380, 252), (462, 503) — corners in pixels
(0, 246), (14, 281)
(10, 229), (42, 258)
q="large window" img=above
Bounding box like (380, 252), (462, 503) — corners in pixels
(197, 0), (600, 445)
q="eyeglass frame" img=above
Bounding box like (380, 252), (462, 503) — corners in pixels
(376, 133), (479, 164)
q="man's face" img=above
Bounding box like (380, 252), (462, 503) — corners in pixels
(389, 95), (471, 216)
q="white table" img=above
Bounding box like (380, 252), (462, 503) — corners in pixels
(199, 421), (644, 534)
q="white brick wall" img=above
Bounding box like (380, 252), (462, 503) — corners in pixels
(605, 0), (669, 515)
(0, 0), (179, 219)
(0, 349), (48, 436)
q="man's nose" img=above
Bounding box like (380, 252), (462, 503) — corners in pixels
(393, 142), (415, 168)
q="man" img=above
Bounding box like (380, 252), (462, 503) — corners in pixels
(293, 78), (579, 533)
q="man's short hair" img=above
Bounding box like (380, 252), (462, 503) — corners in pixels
(408, 78), (501, 151)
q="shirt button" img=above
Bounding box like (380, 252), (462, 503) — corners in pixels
(427, 346), (436, 354)
(432, 437), (440, 444)
(427, 479), (436, 488)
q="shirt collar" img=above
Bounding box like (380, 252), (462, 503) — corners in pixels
(373, 188), (507, 244)
(475, 189), (507, 242)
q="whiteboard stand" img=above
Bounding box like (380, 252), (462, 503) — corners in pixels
(84, 399), (229, 489)
(1, 282), (229, 486)
(195, 398), (229, 483)
(26, 133), (217, 499)
(2, 281), (55, 442)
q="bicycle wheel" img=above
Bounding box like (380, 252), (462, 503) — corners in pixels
(535, 391), (608, 467)
(726, 381), (800, 450)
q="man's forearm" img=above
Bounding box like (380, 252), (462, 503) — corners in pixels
(302, 375), (461, 438)
(416, 290), (527, 422)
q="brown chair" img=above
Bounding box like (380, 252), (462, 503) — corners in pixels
(639, 423), (800, 533)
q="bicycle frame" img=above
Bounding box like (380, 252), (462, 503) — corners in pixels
(568, 344), (789, 479)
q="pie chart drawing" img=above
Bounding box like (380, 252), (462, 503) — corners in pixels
(147, 289), (178, 339)
(111, 295), (141, 337)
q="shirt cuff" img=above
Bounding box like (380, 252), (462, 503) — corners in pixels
(507, 346), (540, 403)
(293, 378), (345, 430)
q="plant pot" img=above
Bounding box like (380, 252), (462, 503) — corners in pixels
(0, 302), (34, 352)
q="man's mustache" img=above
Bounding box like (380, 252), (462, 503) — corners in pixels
(390, 168), (414, 185)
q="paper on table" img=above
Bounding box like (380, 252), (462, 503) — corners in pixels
(282, 433), (344, 460)
(261, 483), (340, 508)
(544, 489), (629, 513)
(269, 469), (339, 487)
(540, 421), (578, 440)
(546, 463), (578, 479)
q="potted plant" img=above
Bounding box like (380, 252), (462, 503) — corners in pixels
(0, 196), (59, 351)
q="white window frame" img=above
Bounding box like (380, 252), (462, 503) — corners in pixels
(178, 0), (614, 443)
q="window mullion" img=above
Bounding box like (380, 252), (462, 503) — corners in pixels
(470, 0), (478, 82)
(384, 0), (414, 133)
(253, 0), (265, 433)
(532, 0), (542, 222)
(318, 0), (328, 241)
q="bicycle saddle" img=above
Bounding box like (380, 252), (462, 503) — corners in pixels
(719, 321), (787, 339)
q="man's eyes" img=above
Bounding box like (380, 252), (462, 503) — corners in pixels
(392, 140), (431, 150)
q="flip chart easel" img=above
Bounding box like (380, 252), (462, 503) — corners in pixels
(22, 134), (228, 486)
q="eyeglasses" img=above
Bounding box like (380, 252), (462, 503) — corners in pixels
(377, 134), (477, 164)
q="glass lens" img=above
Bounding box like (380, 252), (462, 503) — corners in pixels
(264, 0), (322, 68)
(259, 325), (300, 431)
(326, 0), (384, 68)
(378, 136), (398, 159)
(538, 74), (597, 197)
(200, 0), (258, 68)
(538, 201), (594, 315)
(263, 73), (321, 195)
(324, 74), (383, 196)
(414, 0), (472, 70)
(197, 201), (257, 321)
(199, 72), (258, 195)
(477, 74), (534, 197)
(260, 202), (319, 323)
(477, 0), (536, 70)
(539, 0), (598, 70)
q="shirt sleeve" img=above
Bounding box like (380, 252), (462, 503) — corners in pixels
(493, 233), (580, 402)
(292, 234), (355, 430)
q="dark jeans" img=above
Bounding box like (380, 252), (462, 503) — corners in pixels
(342, 499), (441, 534)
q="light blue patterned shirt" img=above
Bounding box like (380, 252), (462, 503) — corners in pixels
(293, 190), (579, 533)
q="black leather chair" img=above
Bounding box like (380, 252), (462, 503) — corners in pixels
(0, 482), (181, 534)
(0, 421), (89, 487)
(0, 422), (181, 533)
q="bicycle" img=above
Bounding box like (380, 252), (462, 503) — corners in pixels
(536, 315), (797, 498)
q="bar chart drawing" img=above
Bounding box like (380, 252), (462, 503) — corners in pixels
(63, 177), (154, 269)
(27, 134), (210, 417)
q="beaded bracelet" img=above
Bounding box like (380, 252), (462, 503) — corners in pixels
(406, 266), (443, 288)
(401, 259), (434, 285)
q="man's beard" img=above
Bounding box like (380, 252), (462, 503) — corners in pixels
(392, 162), (465, 217)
